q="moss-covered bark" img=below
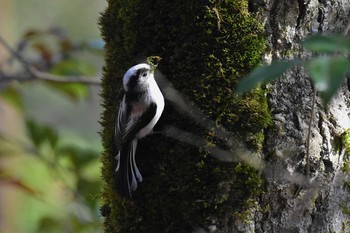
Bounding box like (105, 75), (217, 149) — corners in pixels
(99, 0), (270, 232)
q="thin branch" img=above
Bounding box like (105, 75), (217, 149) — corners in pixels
(0, 35), (102, 85)
(33, 69), (101, 85)
(0, 36), (36, 77)
(1, 71), (102, 85)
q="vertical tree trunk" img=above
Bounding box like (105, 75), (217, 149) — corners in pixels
(257, 0), (350, 232)
(99, 0), (350, 232)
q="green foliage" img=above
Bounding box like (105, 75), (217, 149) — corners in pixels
(0, 119), (102, 233)
(27, 119), (59, 149)
(237, 34), (350, 104)
(307, 56), (350, 103)
(341, 130), (350, 193)
(342, 129), (350, 156)
(303, 34), (350, 52)
(0, 28), (102, 233)
(236, 60), (302, 94)
(51, 59), (96, 76)
(48, 59), (96, 100)
(0, 85), (23, 110)
(100, 0), (270, 232)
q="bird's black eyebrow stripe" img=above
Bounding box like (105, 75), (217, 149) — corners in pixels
(127, 73), (138, 90)
(127, 68), (148, 91)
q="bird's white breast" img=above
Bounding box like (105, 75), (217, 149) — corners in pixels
(136, 77), (164, 139)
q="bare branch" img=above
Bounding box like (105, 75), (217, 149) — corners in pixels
(1, 71), (102, 85)
(0, 36), (36, 77)
(0, 35), (102, 86)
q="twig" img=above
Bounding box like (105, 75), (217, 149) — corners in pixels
(0, 35), (101, 85)
(306, 87), (317, 178)
(0, 36), (36, 77)
(0, 70), (101, 85)
(33, 69), (101, 85)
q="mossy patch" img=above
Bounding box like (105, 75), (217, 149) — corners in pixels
(341, 129), (350, 191)
(342, 129), (350, 156)
(99, 0), (270, 232)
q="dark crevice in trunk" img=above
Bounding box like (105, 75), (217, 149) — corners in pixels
(296, 0), (308, 29)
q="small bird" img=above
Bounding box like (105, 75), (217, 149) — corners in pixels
(114, 63), (165, 198)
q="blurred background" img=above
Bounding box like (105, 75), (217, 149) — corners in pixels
(0, 1), (106, 232)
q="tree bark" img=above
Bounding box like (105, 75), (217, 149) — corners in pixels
(257, 0), (350, 232)
(99, 0), (350, 232)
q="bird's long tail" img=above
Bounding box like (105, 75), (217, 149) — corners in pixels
(115, 139), (143, 198)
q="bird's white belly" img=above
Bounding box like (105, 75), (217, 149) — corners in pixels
(136, 89), (164, 139)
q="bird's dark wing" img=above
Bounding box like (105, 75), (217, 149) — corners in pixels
(115, 96), (129, 151)
(123, 102), (157, 141)
(116, 103), (157, 146)
(114, 99), (157, 198)
(115, 97), (158, 147)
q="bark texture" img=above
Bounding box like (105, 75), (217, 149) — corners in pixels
(255, 0), (350, 232)
(99, 0), (350, 232)
(99, 1), (270, 232)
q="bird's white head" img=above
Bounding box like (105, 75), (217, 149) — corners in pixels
(123, 63), (153, 92)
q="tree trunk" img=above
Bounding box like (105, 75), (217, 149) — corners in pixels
(258, 0), (350, 232)
(99, 0), (350, 232)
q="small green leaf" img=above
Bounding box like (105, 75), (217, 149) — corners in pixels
(57, 145), (97, 170)
(47, 83), (89, 100)
(26, 120), (58, 149)
(51, 59), (96, 76)
(38, 217), (62, 232)
(47, 59), (95, 100)
(0, 85), (23, 110)
(0, 172), (40, 196)
(236, 60), (302, 95)
(307, 56), (350, 104)
(303, 34), (350, 53)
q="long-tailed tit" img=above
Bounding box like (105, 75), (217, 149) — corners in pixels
(115, 63), (165, 198)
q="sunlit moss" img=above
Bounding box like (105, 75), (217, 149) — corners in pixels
(99, 0), (270, 232)
(341, 129), (350, 191)
(342, 129), (350, 156)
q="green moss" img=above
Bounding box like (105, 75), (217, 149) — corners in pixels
(341, 129), (350, 191)
(342, 161), (350, 174)
(99, 0), (270, 232)
(342, 129), (350, 156)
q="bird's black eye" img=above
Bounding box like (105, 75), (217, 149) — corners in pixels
(141, 71), (148, 77)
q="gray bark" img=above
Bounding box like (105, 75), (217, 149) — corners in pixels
(249, 0), (350, 232)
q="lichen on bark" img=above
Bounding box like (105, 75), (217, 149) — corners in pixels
(99, 0), (270, 232)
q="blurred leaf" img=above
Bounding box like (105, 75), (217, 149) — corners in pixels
(24, 29), (41, 39)
(303, 34), (350, 53)
(58, 145), (98, 170)
(33, 42), (53, 61)
(47, 83), (89, 100)
(0, 85), (23, 110)
(307, 56), (350, 104)
(51, 59), (96, 76)
(26, 119), (58, 149)
(47, 59), (96, 100)
(77, 178), (101, 208)
(236, 60), (302, 95)
(79, 158), (100, 182)
(59, 39), (74, 53)
(0, 172), (40, 196)
(38, 216), (62, 233)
